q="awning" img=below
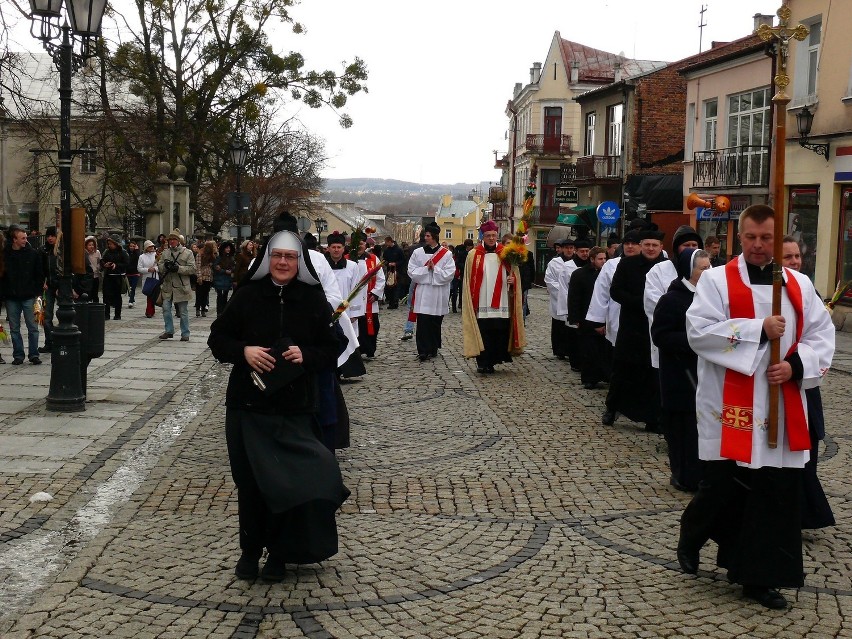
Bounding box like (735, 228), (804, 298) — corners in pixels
(545, 225), (573, 248)
(624, 174), (683, 218)
(556, 205), (597, 227)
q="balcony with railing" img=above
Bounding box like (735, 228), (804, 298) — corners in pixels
(490, 203), (509, 221)
(488, 187), (507, 204)
(523, 134), (573, 157)
(531, 205), (560, 226)
(692, 145), (770, 189)
(575, 155), (622, 182)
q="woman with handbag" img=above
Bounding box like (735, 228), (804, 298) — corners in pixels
(207, 230), (349, 582)
(138, 240), (159, 318)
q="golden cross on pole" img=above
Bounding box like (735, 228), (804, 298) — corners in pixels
(757, 2), (809, 448)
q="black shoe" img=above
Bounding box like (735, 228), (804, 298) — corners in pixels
(601, 410), (616, 426)
(159, 332), (174, 340)
(234, 552), (260, 580)
(583, 382), (597, 390)
(742, 586), (787, 610)
(38, 345), (52, 353)
(113, 316), (121, 320)
(570, 366), (582, 372)
(196, 310), (201, 317)
(261, 555), (286, 582)
(104, 316), (111, 320)
(645, 422), (662, 434)
(418, 354), (431, 362)
(676, 546), (699, 574)
(29, 357), (42, 365)
(12, 358), (24, 365)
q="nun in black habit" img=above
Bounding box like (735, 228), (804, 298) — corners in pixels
(208, 230), (350, 582)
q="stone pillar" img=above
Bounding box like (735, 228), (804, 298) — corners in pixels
(173, 163), (192, 238)
(143, 161), (173, 240)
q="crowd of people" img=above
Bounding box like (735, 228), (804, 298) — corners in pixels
(0, 208), (838, 609)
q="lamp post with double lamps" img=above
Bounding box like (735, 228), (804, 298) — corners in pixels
(29, 0), (107, 412)
(229, 139), (249, 243)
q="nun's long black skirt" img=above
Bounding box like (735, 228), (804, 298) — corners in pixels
(226, 409), (350, 563)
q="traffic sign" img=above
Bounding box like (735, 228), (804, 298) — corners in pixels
(596, 201), (621, 224)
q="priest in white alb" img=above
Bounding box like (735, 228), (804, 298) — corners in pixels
(461, 220), (526, 374)
(678, 205), (835, 611)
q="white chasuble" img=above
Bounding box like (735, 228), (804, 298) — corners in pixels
(686, 255), (835, 469)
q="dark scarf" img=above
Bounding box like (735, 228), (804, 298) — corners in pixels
(327, 255), (348, 270)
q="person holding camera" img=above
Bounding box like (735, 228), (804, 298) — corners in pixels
(157, 228), (196, 341)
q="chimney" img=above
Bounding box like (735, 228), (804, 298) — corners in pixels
(513, 82), (522, 97)
(570, 61), (579, 84)
(613, 62), (622, 83)
(530, 62), (542, 84)
(753, 13), (773, 32)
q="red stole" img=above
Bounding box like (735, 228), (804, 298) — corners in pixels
(720, 259), (809, 463)
(364, 254), (378, 336)
(468, 244), (509, 312)
(408, 246), (449, 322)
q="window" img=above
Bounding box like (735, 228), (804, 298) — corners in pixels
(80, 147), (97, 174)
(789, 187), (819, 281)
(727, 88), (770, 185)
(466, 230), (475, 240)
(703, 99), (717, 150)
(838, 188), (852, 304)
(584, 112), (596, 156)
(444, 229), (452, 240)
(607, 104), (623, 157)
(544, 106), (562, 138)
(806, 21), (820, 99)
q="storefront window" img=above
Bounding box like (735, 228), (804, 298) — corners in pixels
(788, 187), (819, 280)
(839, 187), (852, 305)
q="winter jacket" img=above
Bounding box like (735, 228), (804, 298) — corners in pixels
(157, 245), (197, 303)
(213, 253), (236, 291)
(3, 244), (44, 300)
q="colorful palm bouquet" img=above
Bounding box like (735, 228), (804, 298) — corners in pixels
(499, 241), (529, 267)
(826, 279), (851, 311)
(331, 259), (386, 322)
(0, 324), (8, 344)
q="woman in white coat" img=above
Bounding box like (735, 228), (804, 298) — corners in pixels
(137, 240), (159, 318)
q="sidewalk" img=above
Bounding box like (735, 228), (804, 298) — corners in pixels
(1, 291), (850, 638)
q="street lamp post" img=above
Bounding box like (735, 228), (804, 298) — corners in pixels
(29, 0), (107, 412)
(229, 139), (249, 243)
(314, 217), (327, 245)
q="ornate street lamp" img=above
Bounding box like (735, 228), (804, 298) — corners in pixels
(29, 0), (107, 412)
(229, 139), (249, 243)
(314, 216), (327, 245)
(795, 106), (830, 160)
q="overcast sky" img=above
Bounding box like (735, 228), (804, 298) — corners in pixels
(6, 0), (781, 184)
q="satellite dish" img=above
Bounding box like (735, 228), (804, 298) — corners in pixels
(296, 217), (311, 233)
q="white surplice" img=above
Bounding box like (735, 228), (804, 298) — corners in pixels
(644, 259), (678, 368)
(557, 259), (580, 326)
(686, 255), (835, 469)
(586, 256), (621, 345)
(544, 256), (570, 320)
(407, 246), (455, 316)
(310, 250), (358, 367)
(475, 252), (510, 319)
(356, 253), (386, 315)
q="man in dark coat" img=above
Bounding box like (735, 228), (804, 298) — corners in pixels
(381, 237), (405, 309)
(603, 229), (667, 430)
(651, 248), (711, 492)
(40, 226), (59, 353)
(568, 246), (609, 388)
(3, 225), (44, 364)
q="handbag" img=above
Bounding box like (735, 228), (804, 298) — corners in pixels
(142, 274), (160, 296)
(121, 276), (129, 295)
(249, 338), (305, 395)
(155, 291), (164, 307)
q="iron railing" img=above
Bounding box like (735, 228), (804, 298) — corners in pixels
(524, 134), (573, 156)
(693, 145), (770, 188)
(575, 155), (622, 181)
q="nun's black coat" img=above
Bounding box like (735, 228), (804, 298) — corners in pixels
(208, 275), (349, 563)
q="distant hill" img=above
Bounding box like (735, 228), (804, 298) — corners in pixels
(321, 178), (491, 216)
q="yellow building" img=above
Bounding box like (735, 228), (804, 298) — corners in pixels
(435, 194), (484, 246)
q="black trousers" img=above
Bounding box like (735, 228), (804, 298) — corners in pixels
(195, 281), (212, 312)
(385, 284), (399, 309)
(102, 275), (122, 318)
(680, 461), (803, 588)
(577, 324), (611, 384)
(357, 313), (380, 357)
(661, 409), (703, 490)
(215, 288), (230, 316)
(474, 317), (511, 369)
(551, 318), (569, 357)
(415, 313), (443, 356)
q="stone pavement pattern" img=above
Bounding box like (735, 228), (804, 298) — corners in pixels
(0, 290), (851, 638)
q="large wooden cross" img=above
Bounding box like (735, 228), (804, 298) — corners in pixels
(757, 2), (809, 448)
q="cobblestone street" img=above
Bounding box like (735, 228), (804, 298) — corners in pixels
(1, 289), (851, 638)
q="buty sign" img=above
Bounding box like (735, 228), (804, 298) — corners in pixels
(554, 186), (578, 204)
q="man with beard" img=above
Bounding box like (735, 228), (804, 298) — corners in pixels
(407, 222), (455, 361)
(544, 239), (572, 359)
(603, 229), (667, 430)
(461, 221), (526, 373)
(568, 246), (609, 388)
(325, 231), (366, 379)
(644, 225), (703, 371)
(562, 238), (590, 372)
